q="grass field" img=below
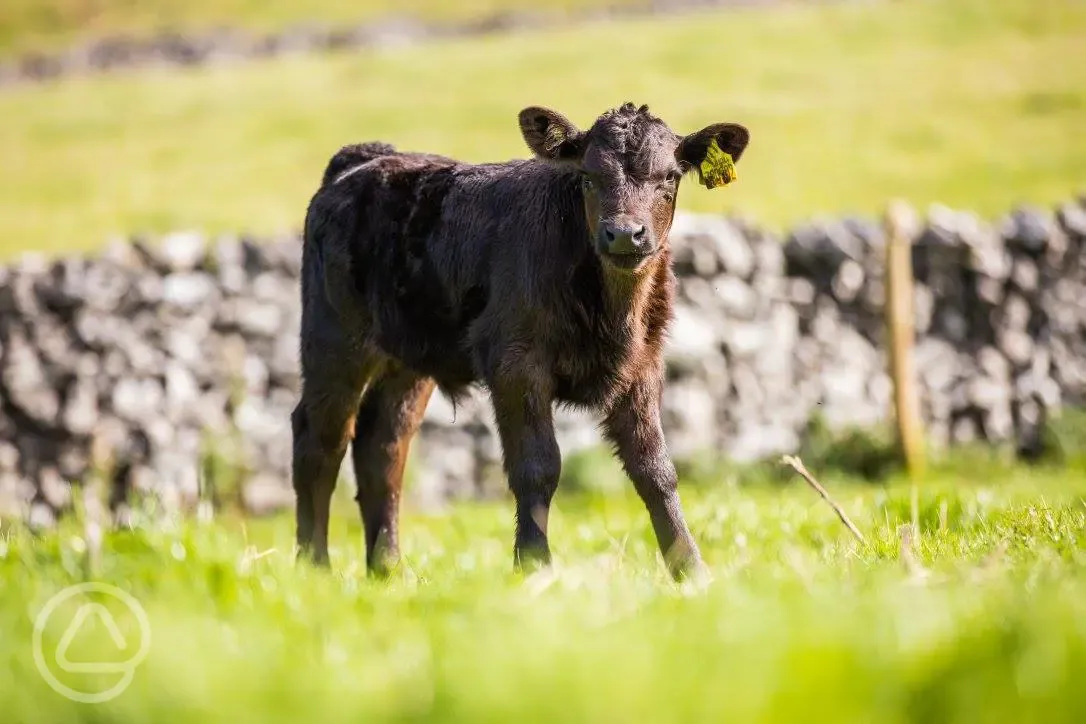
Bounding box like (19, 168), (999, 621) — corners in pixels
(0, 0), (646, 58)
(1, 453), (1085, 723)
(3, 2), (1085, 721)
(0, 0), (1084, 258)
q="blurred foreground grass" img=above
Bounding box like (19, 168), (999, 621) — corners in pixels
(2, 453), (1085, 723)
(0, 0), (1083, 257)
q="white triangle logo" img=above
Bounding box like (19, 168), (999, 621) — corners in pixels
(55, 603), (130, 674)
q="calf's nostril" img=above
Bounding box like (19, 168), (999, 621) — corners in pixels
(632, 225), (646, 242)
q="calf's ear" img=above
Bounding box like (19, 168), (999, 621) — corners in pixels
(676, 123), (750, 188)
(518, 106), (586, 164)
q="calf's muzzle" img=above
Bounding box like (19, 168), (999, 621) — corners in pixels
(597, 215), (656, 268)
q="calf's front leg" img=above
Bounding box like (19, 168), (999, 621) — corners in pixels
(490, 368), (561, 571)
(605, 380), (705, 581)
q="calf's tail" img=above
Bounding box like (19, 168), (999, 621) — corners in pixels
(320, 142), (397, 186)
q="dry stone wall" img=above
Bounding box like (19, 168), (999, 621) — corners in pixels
(1, 198), (1084, 521)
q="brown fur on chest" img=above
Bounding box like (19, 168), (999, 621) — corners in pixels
(551, 254), (674, 408)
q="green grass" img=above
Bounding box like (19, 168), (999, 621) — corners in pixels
(0, 0), (641, 59)
(2, 456), (1085, 723)
(0, 0), (1084, 258)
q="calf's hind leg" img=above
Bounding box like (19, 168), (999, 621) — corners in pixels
(293, 358), (379, 566)
(351, 366), (435, 576)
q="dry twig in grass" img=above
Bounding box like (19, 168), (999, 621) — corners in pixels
(780, 455), (868, 546)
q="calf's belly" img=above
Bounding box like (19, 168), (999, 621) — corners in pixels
(372, 321), (479, 393)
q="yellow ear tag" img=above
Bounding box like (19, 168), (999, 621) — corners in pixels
(697, 138), (738, 189)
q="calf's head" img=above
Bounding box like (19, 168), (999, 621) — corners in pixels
(519, 102), (750, 272)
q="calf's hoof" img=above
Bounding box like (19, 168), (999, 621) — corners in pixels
(296, 547), (331, 568)
(662, 544), (708, 584)
(513, 541), (552, 574)
(367, 549), (401, 580)
(670, 558), (712, 588)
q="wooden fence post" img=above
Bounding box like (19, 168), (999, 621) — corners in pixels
(884, 201), (926, 483)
